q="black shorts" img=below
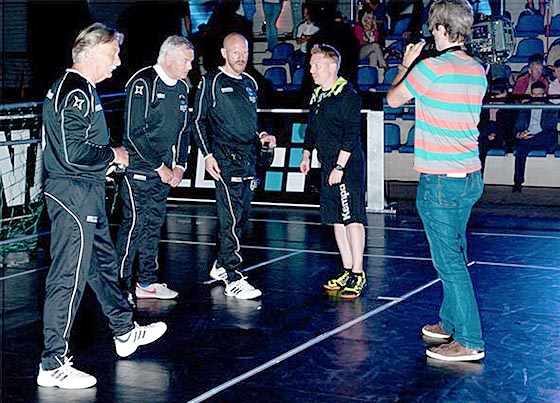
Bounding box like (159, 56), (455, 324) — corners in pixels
(320, 158), (367, 226)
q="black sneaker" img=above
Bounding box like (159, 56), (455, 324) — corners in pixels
(339, 272), (367, 300)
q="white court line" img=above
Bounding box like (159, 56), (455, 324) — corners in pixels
(161, 239), (434, 262)
(202, 251), (304, 285)
(185, 278), (441, 403)
(473, 260), (560, 272)
(0, 266), (49, 281)
(165, 212), (560, 240)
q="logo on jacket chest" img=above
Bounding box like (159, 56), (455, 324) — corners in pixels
(245, 86), (257, 104)
(178, 94), (188, 112)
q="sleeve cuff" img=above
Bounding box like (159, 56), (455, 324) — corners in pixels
(154, 163), (165, 171)
(204, 153), (214, 160)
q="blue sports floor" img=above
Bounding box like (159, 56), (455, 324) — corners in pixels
(1, 196), (559, 403)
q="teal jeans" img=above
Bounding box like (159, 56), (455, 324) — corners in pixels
(416, 171), (485, 350)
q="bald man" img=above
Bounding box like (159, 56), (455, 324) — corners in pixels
(193, 33), (276, 300)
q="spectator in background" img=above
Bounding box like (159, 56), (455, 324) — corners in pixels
(290, 0), (303, 38)
(182, 1), (193, 37)
(548, 59), (560, 104)
(242, 0), (256, 21)
(287, 3), (320, 76)
(353, 7), (387, 71)
(478, 81), (514, 175)
(263, 0), (285, 50)
(513, 54), (549, 101)
(512, 81), (559, 192)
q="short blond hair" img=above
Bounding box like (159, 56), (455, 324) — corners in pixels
(310, 44), (341, 70)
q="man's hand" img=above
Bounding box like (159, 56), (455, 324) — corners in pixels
(112, 146), (129, 167)
(402, 41), (426, 69)
(205, 155), (222, 181)
(259, 133), (277, 148)
(168, 167), (185, 187)
(157, 165), (174, 184)
(328, 168), (344, 185)
(300, 151), (311, 174)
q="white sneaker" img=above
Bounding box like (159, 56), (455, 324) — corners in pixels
(135, 283), (178, 300)
(37, 357), (97, 389)
(114, 321), (167, 358)
(209, 261), (228, 284)
(224, 277), (262, 300)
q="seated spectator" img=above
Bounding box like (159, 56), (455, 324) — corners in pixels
(512, 81), (559, 192)
(513, 54), (549, 101)
(478, 81), (515, 175)
(548, 59), (560, 104)
(353, 7), (386, 70)
(287, 3), (320, 75)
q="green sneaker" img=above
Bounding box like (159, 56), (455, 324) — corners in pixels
(339, 272), (367, 300)
(323, 269), (351, 291)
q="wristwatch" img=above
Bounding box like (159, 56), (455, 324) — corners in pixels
(335, 164), (345, 171)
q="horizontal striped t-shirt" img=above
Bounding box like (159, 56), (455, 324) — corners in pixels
(404, 51), (487, 174)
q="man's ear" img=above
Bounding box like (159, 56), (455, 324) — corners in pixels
(220, 48), (227, 59)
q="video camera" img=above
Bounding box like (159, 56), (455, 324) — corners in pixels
(466, 17), (515, 64)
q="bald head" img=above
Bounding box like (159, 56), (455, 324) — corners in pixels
(221, 33), (249, 76)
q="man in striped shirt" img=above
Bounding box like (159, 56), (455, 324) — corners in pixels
(387, 0), (487, 362)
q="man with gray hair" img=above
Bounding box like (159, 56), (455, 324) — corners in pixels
(116, 35), (194, 305)
(38, 23), (167, 390)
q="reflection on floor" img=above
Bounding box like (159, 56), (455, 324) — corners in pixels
(1, 202), (559, 403)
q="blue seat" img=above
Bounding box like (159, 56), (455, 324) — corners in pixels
(262, 43), (295, 66)
(384, 123), (401, 152)
(375, 66), (399, 92)
(508, 37), (544, 63)
(384, 41), (403, 65)
(487, 149), (507, 156)
(527, 150), (547, 157)
(386, 17), (411, 41)
(264, 67), (287, 91)
(515, 13), (544, 37)
(285, 67), (304, 92)
(548, 14), (560, 36)
(357, 66), (378, 92)
(398, 127), (414, 153)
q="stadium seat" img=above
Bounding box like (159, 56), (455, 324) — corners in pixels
(357, 66), (378, 92)
(508, 37), (544, 63)
(398, 127), (414, 153)
(262, 42), (295, 66)
(264, 67), (287, 91)
(375, 66), (399, 92)
(386, 17), (411, 41)
(548, 14), (560, 36)
(515, 13), (544, 37)
(284, 67), (304, 92)
(487, 149), (507, 156)
(384, 123), (401, 152)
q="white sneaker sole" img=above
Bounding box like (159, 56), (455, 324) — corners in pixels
(135, 290), (178, 300)
(426, 348), (485, 362)
(115, 322), (168, 358)
(37, 370), (97, 389)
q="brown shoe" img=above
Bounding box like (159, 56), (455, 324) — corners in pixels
(426, 340), (485, 362)
(422, 323), (451, 339)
